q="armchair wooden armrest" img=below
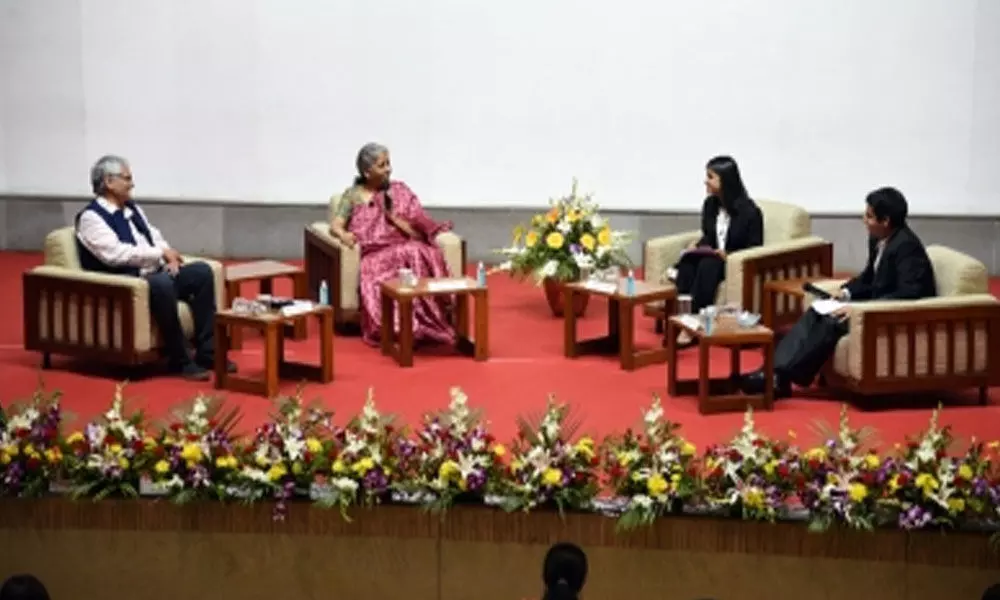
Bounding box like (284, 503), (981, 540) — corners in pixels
(724, 236), (833, 314)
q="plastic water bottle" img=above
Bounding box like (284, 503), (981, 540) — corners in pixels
(702, 308), (714, 335)
(318, 280), (329, 306)
(476, 262), (487, 287)
(625, 269), (635, 296)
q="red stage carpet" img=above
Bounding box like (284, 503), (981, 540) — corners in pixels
(3, 251), (999, 448)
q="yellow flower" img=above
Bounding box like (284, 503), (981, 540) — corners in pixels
(510, 459), (524, 473)
(438, 460), (461, 482)
(888, 473), (902, 493)
(958, 464), (974, 480)
(118, 458), (130, 469)
(215, 455), (238, 469)
(545, 231), (565, 250)
(681, 442), (696, 456)
(0, 452), (10, 465)
(915, 473), (939, 497)
(306, 438), (323, 454)
(154, 460), (170, 474)
(332, 459), (346, 474)
(353, 457), (375, 474)
(542, 468), (563, 487)
(647, 474), (668, 497)
(864, 453), (881, 470)
(574, 437), (595, 459)
(255, 454), (269, 467)
(579, 233), (596, 252)
(66, 432), (84, 445)
(24, 444), (38, 459)
(531, 215), (544, 227)
(4, 445), (18, 457)
(143, 436), (157, 449)
(848, 483), (868, 502)
(525, 231), (539, 248)
(492, 444), (506, 458)
(596, 227), (612, 247)
(947, 497), (966, 515)
(180, 443), (203, 464)
(670, 473), (681, 484)
(743, 488), (765, 509)
(109, 443), (123, 455)
(545, 208), (559, 224)
(45, 447), (62, 464)
(292, 462), (304, 475)
(267, 464), (288, 482)
(616, 451), (634, 467)
(804, 448), (827, 461)
(763, 460), (777, 476)
(566, 209), (581, 223)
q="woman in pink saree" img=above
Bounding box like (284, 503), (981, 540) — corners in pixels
(330, 143), (456, 346)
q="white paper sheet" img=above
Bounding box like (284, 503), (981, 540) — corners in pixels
(810, 299), (846, 315)
(582, 280), (618, 294)
(427, 279), (471, 292)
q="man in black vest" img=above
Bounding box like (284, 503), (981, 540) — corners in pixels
(741, 187), (937, 397)
(76, 155), (235, 380)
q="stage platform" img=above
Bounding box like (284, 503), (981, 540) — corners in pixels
(3, 251), (1000, 600)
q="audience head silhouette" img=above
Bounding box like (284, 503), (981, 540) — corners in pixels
(705, 155), (749, 209)
(541, 542), (588, 600)
(982, 583), (1000, 600)
(0, 574), (50, 600)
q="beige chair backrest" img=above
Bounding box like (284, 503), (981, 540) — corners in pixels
(755, 199), (811, 245)
(44, 227), (82, 269)
(927, 244), (988, 296)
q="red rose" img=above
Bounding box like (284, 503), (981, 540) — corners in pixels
(777, 464), (790, 478)
(26, 457), (42, 471)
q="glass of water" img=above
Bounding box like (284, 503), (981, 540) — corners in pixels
(676, 294), (693, 315)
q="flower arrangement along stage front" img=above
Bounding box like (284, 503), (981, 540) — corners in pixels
(3, 384), (1000, 544)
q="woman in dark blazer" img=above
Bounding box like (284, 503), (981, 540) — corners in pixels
(673, 155), (764, 320)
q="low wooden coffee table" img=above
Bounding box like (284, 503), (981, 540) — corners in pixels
(214, 305), (334, 398)
(225, 260), (308, 349)
(563, 280), (677, 371)
(380, 277), (488, 368)
(666, 314), (774, 414)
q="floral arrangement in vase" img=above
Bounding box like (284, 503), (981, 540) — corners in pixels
(396, 387), (505, 512)
(878, 406), (970, 529)
(603, 396), (699, 530)
(317, 390), (401, 518)
(147, 395), (242, 504)
(701, 408), (798, 521)
(495, 178), (634, 284)
(64, 383), (154, 500)
(797, 405), (887, 531)
(236, 389), (335, 520)
(0, 388), (64, 497)
(498, 396), (599, 514)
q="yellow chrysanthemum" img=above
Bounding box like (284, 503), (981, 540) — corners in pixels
(66, 432), (84, 445)
(215, 455), (238, 469)
(0, 453), (10, 465)
(566, 209), (581, 223)
(525, 231), (539, 248)
(579, 233), (596, 252)
(438, 460), (461, 482)
(596, 227), (612, 247)
(267, 464), (288, 482)
(958, 464), (974, 480)
(743, 487), (765, 509)
(332, 459), (346, 474)
(492, 444), (506, 457)
(45, 447), (62, 464)
(353, 457), (375, 475)
(646, 474), (668, 497)
(542, 468), (563, 487)
(763, 460), (777, 476)
(154, 460), (170, 474)
(180, 443), (203, 464)
(574, 437), (595, 459)
(864, 453), (880, 469)
(545, 231), (565, 250)
(915, 473), (939, 497)
(947, 497), (966, 515)
(848, 482), (868, 502)
(306, 438), (323, 454)
(681, 442), (696, 456)
(804, 448), (827, 461)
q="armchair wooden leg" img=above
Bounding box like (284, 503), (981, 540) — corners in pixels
(41, 352), (51, 370)
(654, 319), (664, 334)
(979, 385), (989, 406)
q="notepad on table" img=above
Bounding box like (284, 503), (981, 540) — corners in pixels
(427, 279), (471, 292)
(582, 280), (618, 294)
(810, 299), (846, 316)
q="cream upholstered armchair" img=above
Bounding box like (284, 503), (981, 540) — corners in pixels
(303, 193), (466, 332)
(810, 245), (1000, 403)
(643, 199), (834, 330)
(22, 227), (225, 369)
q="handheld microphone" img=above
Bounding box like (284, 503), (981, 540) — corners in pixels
(802, 281), (833, 300)
(379, 180), (392, 213)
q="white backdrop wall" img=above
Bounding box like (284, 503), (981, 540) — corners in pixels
(1, 0), (998, 214)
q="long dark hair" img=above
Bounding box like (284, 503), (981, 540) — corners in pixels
(0, 575), (50, 600)
(706, 155), (749, 210)
(541, 543), (588, 600)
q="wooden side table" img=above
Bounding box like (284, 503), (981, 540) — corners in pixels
(380, 278), (489, 368)
(563, 280), (677, 371)
(225, 260), (308, 349)
(214, 305), (334, 398)
(666, 315), (774, 414)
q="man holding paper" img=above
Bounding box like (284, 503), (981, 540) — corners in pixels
(741, 187), (937, 397)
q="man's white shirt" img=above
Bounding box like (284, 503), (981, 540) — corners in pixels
(75, 197), (171, 276)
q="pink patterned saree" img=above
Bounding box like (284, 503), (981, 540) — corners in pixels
(339, 181), (456, 346)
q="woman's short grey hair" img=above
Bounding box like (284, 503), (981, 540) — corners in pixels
(354, 143), (388, 183)
(90, 155), (129, 195)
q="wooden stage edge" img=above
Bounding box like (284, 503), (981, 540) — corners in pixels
(1, 499), (999, 600)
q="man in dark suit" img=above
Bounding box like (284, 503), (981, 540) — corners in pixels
(741, 187), (937, 397)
